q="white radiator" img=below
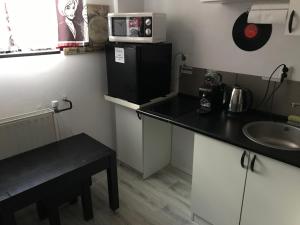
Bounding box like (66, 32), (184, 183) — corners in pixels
(0, 109), (57, 160)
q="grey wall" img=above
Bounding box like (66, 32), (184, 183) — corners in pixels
(180, 68), (300, 116)
(144, 0), (300, 82)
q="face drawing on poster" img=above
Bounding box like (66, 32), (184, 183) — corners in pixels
(57, 0), (85, 42)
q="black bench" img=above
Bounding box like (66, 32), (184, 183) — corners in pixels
(0, 133), (119, 225)
(35, 177), (93, 224)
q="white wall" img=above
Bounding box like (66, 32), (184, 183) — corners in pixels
(145, 0), (300, 81)
(89, 0), (113, 8)
(114, 0), (144, 12)
(0, 0), (116, 149)
(0, 53), (116, 148)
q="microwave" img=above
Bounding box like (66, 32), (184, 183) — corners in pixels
(108, 12), (167, 43)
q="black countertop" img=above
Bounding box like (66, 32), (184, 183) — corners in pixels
(137, 94), (300, 169)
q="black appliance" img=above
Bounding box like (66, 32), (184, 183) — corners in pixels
(105, 42), (172, 105)
(198, 71), (227, 114)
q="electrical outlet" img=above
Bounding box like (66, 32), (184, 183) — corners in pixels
(180, 65), (193, 75)
(182, 53), (191, 66)
(178, 52), (193, 75)
(261, 66), (291, 83)
(51, 100), (59, 110)
(261, 76), (281, 82)
(262, 70), (281, 82)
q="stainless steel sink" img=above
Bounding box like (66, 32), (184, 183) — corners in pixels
(243, 121), (300, 151)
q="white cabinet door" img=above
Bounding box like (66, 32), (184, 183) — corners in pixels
(285, 0), (300, 35)
(115, 105), (143, 173)
(143, 116), (172, 179)
(171, 126), (194, 175)
(192, 134), (249, 225)
(241, 153), (300, 225)
(115, 106), (172, 178)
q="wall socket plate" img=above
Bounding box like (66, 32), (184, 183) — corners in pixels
(180, 65), (193, 75)
(261, 66), (292, 83)
(51, 100), (59, 109)
(261, 75), (281, 82)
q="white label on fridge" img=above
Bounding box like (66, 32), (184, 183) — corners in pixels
(115, 48), (125, 64)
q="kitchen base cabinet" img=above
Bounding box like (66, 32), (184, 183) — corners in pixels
(192, 134), (248, 225)
(192, 132), (300, 225)
(241, 153), (300, 225)
(171, 126), (194, 175)
(143, 115), (172, 178)
(115, 105), (143, 173)
(115, 105), (172, 178)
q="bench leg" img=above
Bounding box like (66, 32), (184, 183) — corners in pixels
(81, 182), (93, 221)
(76, 176), (91, 208)
(0, 210), (16, 225)
(36, 201), (48, 220)
(45, 205), (61, 225)
(107, 153), (119, 211)
(69, 197), (78, 205)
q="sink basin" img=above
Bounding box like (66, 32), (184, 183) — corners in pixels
(243, 121), (300, 151)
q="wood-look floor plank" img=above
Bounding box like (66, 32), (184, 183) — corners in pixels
(14, 164), (195, 225)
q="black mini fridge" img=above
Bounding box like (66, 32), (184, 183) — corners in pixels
(105, 42), (172, 105)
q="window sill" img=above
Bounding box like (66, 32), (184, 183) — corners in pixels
(0, 49), (61, 58)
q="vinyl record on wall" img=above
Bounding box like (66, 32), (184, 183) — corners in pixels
(232, 12), (272, 51)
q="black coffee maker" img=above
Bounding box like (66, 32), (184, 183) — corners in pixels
(198, 71), (227, 114)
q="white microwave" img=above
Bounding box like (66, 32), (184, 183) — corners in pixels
(108, 12), (167, 43)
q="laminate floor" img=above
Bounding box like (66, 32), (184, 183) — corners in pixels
(15, 164), (195, 225)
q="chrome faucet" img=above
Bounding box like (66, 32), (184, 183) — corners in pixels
(292, 103), (300, 108)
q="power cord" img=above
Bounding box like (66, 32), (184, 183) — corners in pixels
(256, 64), (288, 109)
(269, 82), (277, 120)
(264, 80), (284, 106)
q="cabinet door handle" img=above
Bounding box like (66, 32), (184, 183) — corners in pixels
(250, 155), (257, 172)
(289, 10), (295, 34)
(241, 151), (247, 169)
(136, 111), (142, 120)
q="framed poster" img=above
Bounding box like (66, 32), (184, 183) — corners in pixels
(56, 0), (89, 48)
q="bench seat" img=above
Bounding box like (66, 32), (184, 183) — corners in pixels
(0, 133), (119, 225)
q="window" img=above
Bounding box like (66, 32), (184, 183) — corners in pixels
(0, 0), (88, 56)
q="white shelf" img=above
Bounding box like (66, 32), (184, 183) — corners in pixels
(104, 92), (177, 110)
(104, 95), (140, 110)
